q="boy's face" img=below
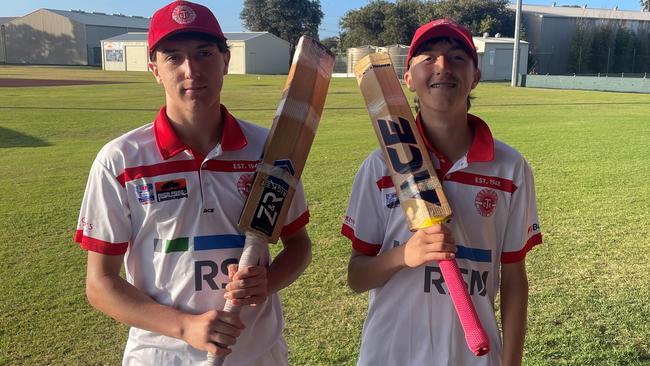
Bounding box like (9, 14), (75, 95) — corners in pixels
(149, 35), (230, 112)
(404, 38), (481, 114)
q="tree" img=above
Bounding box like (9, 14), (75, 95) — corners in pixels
(240, 0), (323, 56)
(319, 36), (340, 53)
(340, 0), (517, 49)
(642, 0), (649, 12)
(430, 0), (516, 37)
(568, 22), (594, 74)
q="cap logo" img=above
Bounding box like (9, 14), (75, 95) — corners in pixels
(172, 5), (197, 25)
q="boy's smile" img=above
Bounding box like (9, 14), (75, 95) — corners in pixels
(405, 39), (481, 113)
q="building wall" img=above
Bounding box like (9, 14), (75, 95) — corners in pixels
(124, 44), (148, 71)
(246, 34), (290, 74)
(477, 42), (529, 81)
(0, 25), (6, 63)
(87, 25), (146, 66)
(102, 40), (149, 71)
(3, 9), (87, 65)
(227, 41), (246, 74)
(522, 12), (650, 75)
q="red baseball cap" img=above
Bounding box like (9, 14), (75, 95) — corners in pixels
(406, 18), (478, 70)
(148, 1), (226, 57)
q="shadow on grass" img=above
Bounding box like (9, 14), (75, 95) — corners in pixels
(0, 127), (50, 148)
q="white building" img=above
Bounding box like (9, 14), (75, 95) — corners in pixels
(102, 31), (290, 74)
(474, 36), (529, 81)
(0, 9), (149, 65)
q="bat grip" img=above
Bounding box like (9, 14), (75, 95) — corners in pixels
(204, 232), (268, 366)
(438, 259), (490, 356)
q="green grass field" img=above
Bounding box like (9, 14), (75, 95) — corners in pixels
(1, 65), (649, 365)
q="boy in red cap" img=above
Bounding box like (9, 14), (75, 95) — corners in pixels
(342, 19), (542, 365)
(75, 1), (312, 365)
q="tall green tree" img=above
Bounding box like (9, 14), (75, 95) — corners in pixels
(430, 0), (516, 37)
(568, 21), (594, 74)
(240, 0), (323, 56)
(340, 0), (516, 49)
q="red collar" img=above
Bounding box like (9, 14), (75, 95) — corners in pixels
(153, 104), (247, 160)
(415, 112), (494, 164)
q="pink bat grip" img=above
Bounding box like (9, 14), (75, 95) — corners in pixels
(439, 259), (490, 356)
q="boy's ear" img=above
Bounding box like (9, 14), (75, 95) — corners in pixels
(404, 69), (416, 92)
(471, 68), (481, 89)
(223, 50), (231, 76)
(149, 60), (163, 85)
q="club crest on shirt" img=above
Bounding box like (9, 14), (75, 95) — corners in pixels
(155, 179), (188, 202)
(135, 183), (155, 205)
(475, 189), (498, 217)
(385, 192), (400, 208)
(237, 173), (255, 199)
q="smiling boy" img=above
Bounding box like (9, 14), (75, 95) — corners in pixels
(74, 2), (311, 365)
(342, 19), (542, 366)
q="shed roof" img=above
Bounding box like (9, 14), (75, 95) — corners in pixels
(473, 36), (529, 45)
(511, 4), (650, 22)
(103, 31), (281, 43)
(45, 9), (150, 28)
(0, 17), (17, 24)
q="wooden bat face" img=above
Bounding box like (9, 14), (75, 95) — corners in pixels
(239, 36), (335, 242)
(355, 52), (452, 230)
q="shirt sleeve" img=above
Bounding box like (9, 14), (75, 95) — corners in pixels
(341, 153), (387, 256)
(280, 180), (309, 237)
(501, 159), (542, 263)
(74, 158), (132, 255)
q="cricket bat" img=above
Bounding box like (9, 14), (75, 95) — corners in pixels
(354, 52), (490, 356)
(205, 35), (334, 366)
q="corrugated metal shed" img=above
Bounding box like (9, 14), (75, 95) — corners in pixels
(102, 31), (290, 74)
(512, 4), (650, 21)
(47, 9), (150, 28)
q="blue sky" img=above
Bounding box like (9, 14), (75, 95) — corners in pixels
(1, 1), (646, 38)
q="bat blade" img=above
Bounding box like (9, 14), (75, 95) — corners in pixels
(238, 35), (335, 243)
(206, 36), (334, 366)
(354, 52), (490, 356)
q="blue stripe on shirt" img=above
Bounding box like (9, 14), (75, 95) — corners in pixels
(194, 235), (246, 251)
(456, 245), (492, 263)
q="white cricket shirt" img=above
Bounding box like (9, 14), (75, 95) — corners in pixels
(75, 105), (309, 366)
(341, 113), (542, 366)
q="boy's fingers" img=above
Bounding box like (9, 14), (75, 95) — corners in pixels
(227, 264), (238, 280)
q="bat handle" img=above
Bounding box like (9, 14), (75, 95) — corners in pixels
(204, 232), (268, 366)
(438, 259), (490, 356)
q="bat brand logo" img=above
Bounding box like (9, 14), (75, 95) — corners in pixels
(475, 189), (498, 217)
(250, 176), (289, 236)
(378, 117), (441, 206)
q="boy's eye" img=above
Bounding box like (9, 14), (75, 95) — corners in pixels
(166, 55), (181, 63)
(199, 50), (213, 57)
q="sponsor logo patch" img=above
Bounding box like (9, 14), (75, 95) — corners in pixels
(136, 183), (155, 205)
(385, 192), (400, 208)
(237, 173), (255, 199)
(155, 179), (188, 202)
(172, 5), (196, 25)
(475, 188), (498, 217)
